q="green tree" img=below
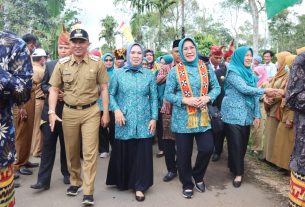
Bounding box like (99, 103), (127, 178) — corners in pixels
(99, 15), (118, 51)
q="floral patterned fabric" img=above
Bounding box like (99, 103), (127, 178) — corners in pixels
(0, 31), (33, 168)
(286, 52), (305, 175)
(109, 68), (158, 140)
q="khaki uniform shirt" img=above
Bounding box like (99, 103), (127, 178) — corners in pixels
(32, 63), (45, 99)
(49, 54), (109, 106)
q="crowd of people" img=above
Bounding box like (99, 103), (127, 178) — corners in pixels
(0, 26), (305, 207)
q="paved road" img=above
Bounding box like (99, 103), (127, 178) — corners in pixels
(15, 144), (287, 207)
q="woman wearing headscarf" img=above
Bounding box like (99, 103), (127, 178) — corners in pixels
(106, 43), (158, 202)
(250, 65), (268, 156)
(221, 46), (276, 188)
(270, 54), (296, 171)
(165, 37), (220, 199)
(286, 47), (305, 207)
(98, 53), (115, 158)
(264, 51), (291, 164)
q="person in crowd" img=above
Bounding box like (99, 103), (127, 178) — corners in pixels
(221, 46), (278, 188)
(31, 48), (47, 158)
(98, 53), (115, 158)
(250, 65), (268, 158)
(142, 57), (149, 69)
(208, 45), (228, 162)
(264, 51), (291, 164)
(48, 29), (109, 205)
(0, 30), (33, 207)
(252, 55), (263, 71)
(271, 54), (297, 172)
(106, 43), (158, 202)
(263, 50), (277, 82)
(144, 49), (157, 72)
(223, 40), (234, 67)
(286, 47), (305, 207)
(165, 37), (220, 198)
(156, 54), (177, 182)
(14, 34), (39, 176)
(113, 48), (126, 69)
(30, 28), (71, 191)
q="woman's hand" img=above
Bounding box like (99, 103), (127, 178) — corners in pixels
(114, 109), (126, 126)
(148, 120), (157, 135)
(263, 96), (274, 105)
(182, 97), (200, 107)
(253, 118), (260, 129)
(197, 96), (210, 109)
(285, 120), (293, 128)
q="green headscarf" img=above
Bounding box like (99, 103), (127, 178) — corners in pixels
(225, 46), (257, 88)
(225, 46), (258, 108)
(178, 37), (199, 67)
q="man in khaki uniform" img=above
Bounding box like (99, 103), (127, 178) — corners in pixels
(31, 48), (47, 157)
(48, 29), (109, 206)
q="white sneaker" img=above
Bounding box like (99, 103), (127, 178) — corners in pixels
(100, 152), (109, 158)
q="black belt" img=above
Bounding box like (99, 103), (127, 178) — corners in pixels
(36, 97), (45, 100)
(64, 101), (96, 110)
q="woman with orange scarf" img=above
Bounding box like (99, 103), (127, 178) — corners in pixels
(264, 51), (291, 163)
(165, 37), (220, 199)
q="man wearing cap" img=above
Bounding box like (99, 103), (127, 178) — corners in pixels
(31, 48), (47, 158)
(30, 28), (71, 191)
(48, 28), (109, 205)
(113, 48), (126, 69)
(208, 45), (227, 162)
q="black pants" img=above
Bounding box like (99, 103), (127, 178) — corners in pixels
(163, 139), (177, 173)
(99, 111), (115, 153)
(37, 122), (69, 185)
(156, 110), (164, 151)
(225, 124), (250, 176)
(175, 130), (214, 190)
(213, 128), (226, 155)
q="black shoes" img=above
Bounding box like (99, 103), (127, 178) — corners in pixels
(182, 189), (193, 199)
(82, 195), (94, 206)
(18, 167), (33, 175)
(195, 181), (206, 193)
(66, 185), (82, 196)
(30, 182), (50, 190)
(232, 177), (242, 188)
(25, 161), (39, 168)
(135, 191), (145, 202)
(63, 175), (70, 184)
(156, 151), (164, 158)
(163, 172), (177, 182)
(211, 153), (221, 162)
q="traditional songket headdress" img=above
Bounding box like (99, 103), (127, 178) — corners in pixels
(177, 37), (209, 128)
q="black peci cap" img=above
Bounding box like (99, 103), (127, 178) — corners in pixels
(70, 29), (89, 41)
(172, 39), (181, 49)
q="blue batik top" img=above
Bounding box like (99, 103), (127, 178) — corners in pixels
(0, 31), (33, 167)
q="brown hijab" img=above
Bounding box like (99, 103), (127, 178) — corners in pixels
(271, 51), (291, 87)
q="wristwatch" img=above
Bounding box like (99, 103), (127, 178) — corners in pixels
(48, 110), (55, 115)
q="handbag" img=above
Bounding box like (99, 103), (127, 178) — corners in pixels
(208, 104), (224, 134)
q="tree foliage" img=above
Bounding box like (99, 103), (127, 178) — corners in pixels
(99, 15), (118, 51)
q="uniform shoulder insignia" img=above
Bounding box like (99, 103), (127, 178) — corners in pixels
(58, 56), (71, 64)
(89, 55), (100, 62)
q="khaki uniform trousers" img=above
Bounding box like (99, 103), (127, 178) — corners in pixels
(31, 99), (44, 157)
(13, 92), (35, 170)
(62, 103), (100, 195)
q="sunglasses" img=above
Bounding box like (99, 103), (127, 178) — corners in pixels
(105, 59), (112, 62)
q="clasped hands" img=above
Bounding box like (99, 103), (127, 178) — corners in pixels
(182, 96), (210, 109)
(264, 88), (284, 105)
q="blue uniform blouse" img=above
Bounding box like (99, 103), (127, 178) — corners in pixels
(221, 71), (264, 126)
(164, 65), (220, 133)
(109, 67), (158, 140)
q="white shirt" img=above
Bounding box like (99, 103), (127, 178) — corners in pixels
(264, 62), (277, 78)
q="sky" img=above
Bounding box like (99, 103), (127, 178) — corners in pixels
(65, 0), (305, 50)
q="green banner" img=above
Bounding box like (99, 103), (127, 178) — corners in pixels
(266, 0), (301, 19)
